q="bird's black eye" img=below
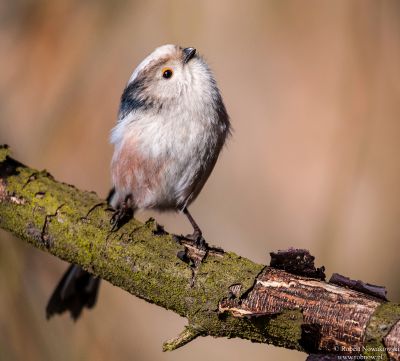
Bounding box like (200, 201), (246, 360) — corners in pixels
(162, 67), (173, 79)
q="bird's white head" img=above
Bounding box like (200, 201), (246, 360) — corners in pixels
(118, 44), (222, 119)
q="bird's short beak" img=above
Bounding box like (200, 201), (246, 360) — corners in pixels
(183, 47), (196, 64)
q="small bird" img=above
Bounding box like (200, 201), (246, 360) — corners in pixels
(46, 44), (231, 320)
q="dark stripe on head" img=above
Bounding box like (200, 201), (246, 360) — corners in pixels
(119, 78), (148, 119)
(118, 56), (173, 119)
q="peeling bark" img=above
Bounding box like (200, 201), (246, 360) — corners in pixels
(219, 267), (381, 354)
(329, 273), (387, 301)
(269, 248), (326, 280)
(1, 145), (400, 359)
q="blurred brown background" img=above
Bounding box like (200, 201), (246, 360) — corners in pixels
(1, 0), (400, 360)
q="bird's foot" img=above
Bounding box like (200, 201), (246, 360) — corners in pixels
(110, 206), (133, 232)
(175, 231), (225, 261)
(174, 232), (209, 251)
(174, 234), (208, 271)
(174, 232), (224, 288)
(184, 232), (209, 251)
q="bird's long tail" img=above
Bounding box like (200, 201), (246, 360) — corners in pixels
(46, 264), (100, 320)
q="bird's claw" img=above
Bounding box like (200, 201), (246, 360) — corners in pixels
(174, 233), (209, 251)
(110, 206), (133, 232)
(187, 234), (208, 250)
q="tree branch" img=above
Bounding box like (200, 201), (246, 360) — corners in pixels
(1, 144), (400, 360)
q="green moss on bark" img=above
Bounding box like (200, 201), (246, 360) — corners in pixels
(363, 302), (400, 359)
(1, 147), (400, 356)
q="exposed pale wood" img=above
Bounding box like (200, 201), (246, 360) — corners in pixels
(219, 267), (381, 354)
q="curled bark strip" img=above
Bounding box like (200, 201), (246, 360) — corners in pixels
(219, 267), (381, 354)
(329, 273), (387, 301)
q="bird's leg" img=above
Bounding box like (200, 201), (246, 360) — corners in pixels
(182, 207), (208, 250)
(110, 194), (134, 231)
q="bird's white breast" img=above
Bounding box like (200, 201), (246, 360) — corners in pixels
(111, 98), (223, 210)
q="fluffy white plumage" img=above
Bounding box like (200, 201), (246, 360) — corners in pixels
(109, 44), (231, 214)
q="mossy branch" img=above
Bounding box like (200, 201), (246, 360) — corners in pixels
(1, 144), (400, 360)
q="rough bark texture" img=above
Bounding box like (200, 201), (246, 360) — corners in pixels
(1, 144), (400, 359)
(219, 268), (381, 352)
(385, 320), (400, 360)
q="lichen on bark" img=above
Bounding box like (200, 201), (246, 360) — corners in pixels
(2, 145), (400, 358)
